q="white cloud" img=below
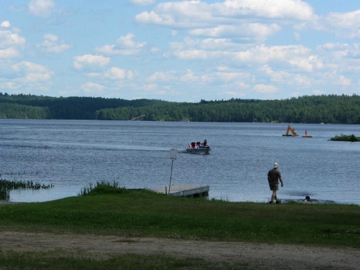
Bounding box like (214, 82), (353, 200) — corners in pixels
(174, 49), (212, 60)
(73, 54), (110, 70)
(94, 45), (117, 55)
(147, 71), (176, 82)
(317, 43), (360, 59)
(294, 32), (300, 41)
(127, 71), (135, 80)
(117, 33), (146, 49)
(235, 45), (309, 64)
(179, 69), (211, 84)
(144, 83), (158, 91)
(130, 0), (155, 6)
(150, 47), (160, 53)
(0, 81), (19, 90)
(37, 34), (72, 54)
(135, 1), (211, 28)
(337, 75), (351, 86)
(0, 48), (20, 58)
(325, 10), (360, 39)
(85, 73), (101, 77)
(171, 40), (310, 66)
(222, 91), (246, 98)
(194, 37), (245, 51)
(104, 67), (134, 80)
(236, 82), (250, 89)
(176, 70), (195, 82)
(217, 0), (314, 20)
(104, 67), (126, 80)
(0, 22), (26, 49)
(23, 72), (51, 82)
(254, 84), (277, 93)
(81, 82), (105, 94)
(289, 55), (324, 72)
(214, 71), (250, 82)
(10, 61), (53, 84)
(171, 36), (245, 58)
(189, 23), (280, 41)
(28, 0), (55, 18)
(313, 90), (326, 95)
(135, 0), (315, 29)
(259, 65), (310, 86)
(1, 21), (11, 28)
(95, 33), (146, 55)
(12, 61), (48, 73)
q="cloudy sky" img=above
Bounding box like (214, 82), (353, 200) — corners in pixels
(1, 0), (360, 102)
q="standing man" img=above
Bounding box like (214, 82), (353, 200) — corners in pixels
(267, 162), (284, 204)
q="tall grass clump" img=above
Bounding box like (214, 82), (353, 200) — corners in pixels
(78, 181), (128, 196)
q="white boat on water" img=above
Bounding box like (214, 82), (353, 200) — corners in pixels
(186, 141), (211, 155)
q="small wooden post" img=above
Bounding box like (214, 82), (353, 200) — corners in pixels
(168, 149), (177, 195)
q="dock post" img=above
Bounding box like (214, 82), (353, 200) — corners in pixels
(168, 159), (174, 194)
(168, 149), (177, 195)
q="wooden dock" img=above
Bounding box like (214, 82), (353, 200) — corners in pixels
(152, 185), (209, 198)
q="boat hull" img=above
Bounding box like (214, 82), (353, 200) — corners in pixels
(186, 148), (211, 155)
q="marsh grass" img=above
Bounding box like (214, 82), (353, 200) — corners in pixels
(1, 170), (42, 176)
(0, 179), (54, 201)
(0, 185), (359, 248)
(0, 179), (53, 190)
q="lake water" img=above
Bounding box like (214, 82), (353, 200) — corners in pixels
(1, 119), (359, 205)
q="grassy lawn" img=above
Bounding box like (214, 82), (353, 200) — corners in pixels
(0, 251), (254, 270)
(0, 185), (359, 248)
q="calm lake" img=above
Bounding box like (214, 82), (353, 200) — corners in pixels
(1, 119), (359, 205)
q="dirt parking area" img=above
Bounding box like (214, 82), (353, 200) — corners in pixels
(0, 231), (359, 269)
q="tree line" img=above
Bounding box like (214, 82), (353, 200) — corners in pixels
(1, 92), (360, 124)
(96, 95), (360, 124)
(0, 93), (168, 119)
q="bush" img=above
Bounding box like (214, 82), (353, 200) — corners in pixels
(330, 134), (360, 142)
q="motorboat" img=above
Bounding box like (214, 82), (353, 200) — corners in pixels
(186, 141), (211, 155)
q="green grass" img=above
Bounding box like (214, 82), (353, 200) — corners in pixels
(0, 251), (254, 270)
(0, 185), (359, 248)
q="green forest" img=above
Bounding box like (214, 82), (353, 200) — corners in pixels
(0, 93), (168, 120)
(1, 92), (360, 124)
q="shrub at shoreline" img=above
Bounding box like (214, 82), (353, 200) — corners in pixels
(330, 134), (360, 142)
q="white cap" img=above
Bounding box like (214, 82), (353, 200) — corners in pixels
(274, 162), (279, 168)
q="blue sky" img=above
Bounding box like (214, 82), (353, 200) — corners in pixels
(1, 0), (360, 102)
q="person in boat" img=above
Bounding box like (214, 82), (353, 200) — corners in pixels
(196, 142), (201, 148)
(203, 139), (207, 147)
(190, 142), (196, 149)
(267, 162), (284, 204)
